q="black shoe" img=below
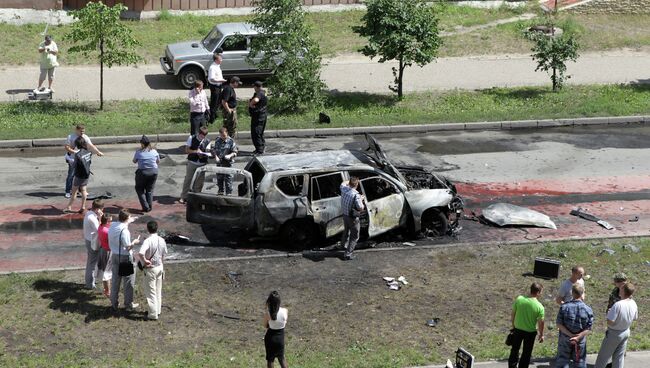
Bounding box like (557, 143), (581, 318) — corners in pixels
(344, 254), (356, 261)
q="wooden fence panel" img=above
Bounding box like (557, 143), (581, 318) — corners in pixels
(62, 0), (360, 10)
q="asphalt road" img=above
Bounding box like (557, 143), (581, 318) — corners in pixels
(2, 124), (650, 272)
(2, 49), (650, 102)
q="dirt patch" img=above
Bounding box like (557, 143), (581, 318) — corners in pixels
(0, 239), (648, 366)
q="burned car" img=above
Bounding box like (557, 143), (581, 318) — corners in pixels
(186, 135), (463, 247)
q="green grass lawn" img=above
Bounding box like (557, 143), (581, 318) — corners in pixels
(0, 5), (529, 66)
(2, 5), (649, 66)
(0, 84), (648, 140)
(0, 238), (648, 367)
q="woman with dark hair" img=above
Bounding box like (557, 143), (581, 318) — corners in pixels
(263, 291), (288, 368)
(64, 136), (92, 213)
(132, 135), (160, 212)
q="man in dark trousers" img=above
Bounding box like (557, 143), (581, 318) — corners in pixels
(555, 284), (594, 368)
(339, 177), (365, 260)
(207, 53), (226, 124)
(248, 81), (268, 155)
(221, 76), (240, 137)
(509, 282), (545, 368)
(179, 126), (210, 204)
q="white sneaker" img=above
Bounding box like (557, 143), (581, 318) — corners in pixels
(64, 193), (71, 198)
(126, 303), (139, 311)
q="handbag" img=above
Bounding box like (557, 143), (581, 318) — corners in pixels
(117, 229), (134, 277)
(505, 329), (515, 346)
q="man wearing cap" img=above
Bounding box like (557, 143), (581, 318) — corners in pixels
(38, 35), (59, 91)
(248, 81), (268, 155)
(607, 273), (628, 312)
(179, 126), (210, 204)
(221, 76), (240, 137)
(207, 53), (227, 124)
(132, 135), (160, 213)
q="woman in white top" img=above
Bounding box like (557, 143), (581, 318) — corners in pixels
(263, 291), (288, 368)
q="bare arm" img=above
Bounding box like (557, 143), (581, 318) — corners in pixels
(555, 296), (564, 305)
(263, 312), (270, 329)
(537, 320), (545, 342)
(511, 310), (516, 329)
(88, 143), (103, 156)
(557, 323), (575, 337)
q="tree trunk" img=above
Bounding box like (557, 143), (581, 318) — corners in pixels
(100, 38), (104, 110)
(552, 66), (557, 91)
(398, 57), (404, 100)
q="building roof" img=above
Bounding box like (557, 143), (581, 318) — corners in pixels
(254, 150), (377, 172)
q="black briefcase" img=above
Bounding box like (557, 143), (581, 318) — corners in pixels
(533, 257), (560, 279)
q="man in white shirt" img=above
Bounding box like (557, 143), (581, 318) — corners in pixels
(63, 124), (104, 198)
(207, 53), (227, 124)
(38, 35), (58, 91)
(594, 283), (638, 368)
(188, 80), (210, 135)
(82, 199), (104, 289)
(556, 265), (585, 304)
(108, 210), (140, 311)
(137, 221), (168, 320)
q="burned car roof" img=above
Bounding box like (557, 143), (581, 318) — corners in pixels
(253, 150), (378, 172)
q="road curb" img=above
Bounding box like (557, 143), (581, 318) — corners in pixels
(1, 115), (647, 149)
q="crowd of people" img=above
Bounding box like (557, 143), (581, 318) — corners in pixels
(509, 266), (638, 368)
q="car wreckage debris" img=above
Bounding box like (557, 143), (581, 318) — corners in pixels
(482, 203), (557, 229)
(570, 208), (615, 230)
(383, 276), (408, 291)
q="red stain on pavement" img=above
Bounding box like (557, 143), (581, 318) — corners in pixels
(2, 175), (650, 273)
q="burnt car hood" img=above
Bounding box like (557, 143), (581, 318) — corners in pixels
(364, 133), (409, 186)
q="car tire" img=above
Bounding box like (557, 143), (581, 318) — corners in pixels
(178, 66), (204, 89)
(421, 209), (449, 237)
(280, 220), (317, 250)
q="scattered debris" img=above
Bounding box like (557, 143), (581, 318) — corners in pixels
(426, 317), (441, 327)
(387, 281), (400, 291)
(162, 232), (190, 244)
(584, 274), (591, 280)
(629, 216), (639, 222)
(397, 276), (409, 285)
(622, 244), (640, 253)
(445, 359), (453, 368)
(383, 275), (408, 290)
(86, 191), (113, 200)
(346, 302), (354, 306)
(644, 261), (650, 267)
(598, 248), (616, 256)
(227, 271), (242, 288)
(482, 203), (557, 229)
(382, 277), (395, 282)
(570, 208), (615, 230)
(403, 242), (416, 247)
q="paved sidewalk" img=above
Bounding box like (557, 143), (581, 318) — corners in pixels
(2, 50), (649, 102)
(412, 350), (650, 368)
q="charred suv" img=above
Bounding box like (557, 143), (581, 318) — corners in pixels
(186, 135), (463, 247)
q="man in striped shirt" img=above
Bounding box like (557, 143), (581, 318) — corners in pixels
(340, 177), (365, 260)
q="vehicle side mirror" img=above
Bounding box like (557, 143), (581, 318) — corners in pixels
(191, 43), (199, 48)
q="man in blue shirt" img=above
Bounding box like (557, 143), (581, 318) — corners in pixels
(210, 127), (238, 195)
(555, 284), (594, 368)
(340, 177), (365, 260)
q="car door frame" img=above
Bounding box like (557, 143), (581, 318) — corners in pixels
(309, 172), (345, 239)
(358, 175), (406, 238)
(186, 166), (255, 231)
(218, 34), (250, 75)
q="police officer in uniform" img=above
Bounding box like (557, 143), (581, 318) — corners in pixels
(248, 81), (268, 155)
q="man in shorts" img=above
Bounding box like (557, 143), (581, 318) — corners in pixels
(38, 35), (59, 91)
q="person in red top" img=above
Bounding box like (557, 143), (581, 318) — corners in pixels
(96, 214), (112, 297)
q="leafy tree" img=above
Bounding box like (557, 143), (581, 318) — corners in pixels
(248, 0), (325, 112)
(526, 28), (579, 91)
(353, 0), (442, 100)
(65, 1), (141, 110)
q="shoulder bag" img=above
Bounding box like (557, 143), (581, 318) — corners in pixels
(117, 228), (135, 277)
(137, 238), (159, 271)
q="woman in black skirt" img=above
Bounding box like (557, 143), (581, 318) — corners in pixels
(263, 291), (288, 368)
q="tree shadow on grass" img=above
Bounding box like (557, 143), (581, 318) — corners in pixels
(481, 86), (552, 101)
(32, 279), (146, 323)
(324, 91), (398, 111)
(4, 100), (98, 116)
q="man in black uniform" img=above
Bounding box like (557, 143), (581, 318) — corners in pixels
(248, 81), (268, 155)
(179, 126), (210, 204)
(220, 76), (240, 138)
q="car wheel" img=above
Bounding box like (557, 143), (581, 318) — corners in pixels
(421, 209), (449, 237)
(280, 220), (317, 250)
(178, 66), (204, 89)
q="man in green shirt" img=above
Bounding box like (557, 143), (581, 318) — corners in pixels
(509, 282), (546, 368)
